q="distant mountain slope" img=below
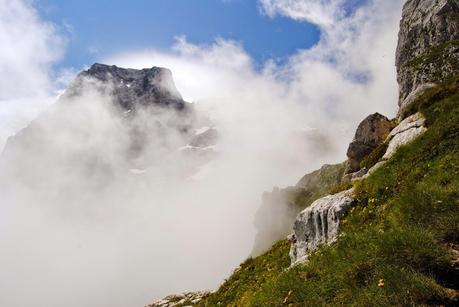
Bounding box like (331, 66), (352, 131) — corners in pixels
(251, 162), (346, 256)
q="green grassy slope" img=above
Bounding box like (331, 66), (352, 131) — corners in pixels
(293, 162), (347, 210)
(199, 79), (459, 306)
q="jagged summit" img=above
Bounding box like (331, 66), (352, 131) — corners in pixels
(63, 63), (187, 111)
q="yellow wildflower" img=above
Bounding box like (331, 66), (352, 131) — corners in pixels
(283, 290), (293, 304)
(378, 279), (385, 287)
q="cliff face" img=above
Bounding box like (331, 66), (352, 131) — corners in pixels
(396, 0), (459, 118)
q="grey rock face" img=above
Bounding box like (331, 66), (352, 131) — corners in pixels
(358, 114), (426, 179)
(383, 112), (427, 159)
(396, 0), (459, 106)
(398, 83), (437, 120)
(388, 112), (426, 140)
(289, 189), (355, 264)
(342, 167), (368, 181)
(64, 63), (187, 111)
(345, 113), (393, 174)
(146, 291), (210, 307)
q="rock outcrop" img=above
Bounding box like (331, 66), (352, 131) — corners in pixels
(397, 82), (436, 119)
(345, 113), (394, 174)
(383, 112), (427, 159)
(396, 0), (459, 118)
(358, 113), (427, 179)
(289, 189), (355, 264)
(146, 291), (210, 307)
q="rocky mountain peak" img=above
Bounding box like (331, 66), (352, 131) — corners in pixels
(396, 0), (459, 118)
(63, 63), (187, 111)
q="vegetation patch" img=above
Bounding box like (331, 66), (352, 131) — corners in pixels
(329, 180), (354, 194)
(199, 240), (291, 306)
(407, 40), (459, 72)
(360, 142), (389, 170)
(292, 162), (346, 210)
(402, 75), (459, 118)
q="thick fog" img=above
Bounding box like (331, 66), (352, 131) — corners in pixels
(0, 0), (404, 306)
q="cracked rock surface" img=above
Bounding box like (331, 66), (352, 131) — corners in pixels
(289, 189), (355, 264)
(396, 0), (459, 109)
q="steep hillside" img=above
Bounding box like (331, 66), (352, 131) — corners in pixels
(198, 77), (459, 306)
(153, 0), (459, 306)
(146, 1), (459, 306)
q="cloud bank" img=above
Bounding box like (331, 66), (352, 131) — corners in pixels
(109, 0), (404, 168)
(260, 0), (347, 26)
(0, 0), (65, 149)
(0, 1), (404, 306)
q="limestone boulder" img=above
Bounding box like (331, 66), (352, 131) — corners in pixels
(383, 113), (427, 159)
(289, 189), (355, 264)
(345, 113), (393, 174)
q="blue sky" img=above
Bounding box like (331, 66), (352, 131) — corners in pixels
(35, 0), (321, 70)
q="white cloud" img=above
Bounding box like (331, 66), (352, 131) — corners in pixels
(0, 0), (65, 148)
(109, 0), (404, 155)
(0, 0), (406, 306)
(259, 0), (347, 26)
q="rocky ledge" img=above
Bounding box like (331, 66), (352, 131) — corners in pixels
(146, 291), (210, 307)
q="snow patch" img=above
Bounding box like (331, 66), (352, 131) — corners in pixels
(195, 126), (210, 135)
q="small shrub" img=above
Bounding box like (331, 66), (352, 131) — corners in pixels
(360, 142), (389, 170)
(329, 180), (354, 194)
